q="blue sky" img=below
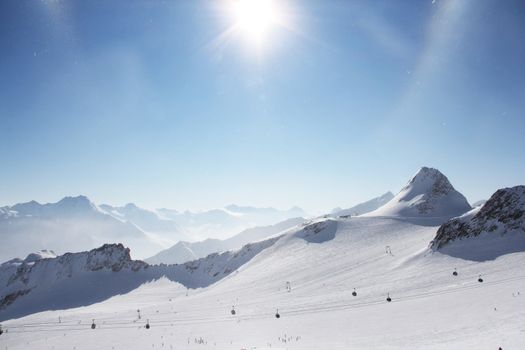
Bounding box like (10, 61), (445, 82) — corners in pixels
(1, 0), (524, 213)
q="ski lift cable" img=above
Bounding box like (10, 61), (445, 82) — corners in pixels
(22, 257), (497, 328)
(131, 255), (495, 321)
(272, 273), (524, 317)
(4, 267), (518, 331)
(325, 262), (501, 300)
(4, 274), (524, 334)
(3, 257), (517, 329)
(278, 274), (525, 318)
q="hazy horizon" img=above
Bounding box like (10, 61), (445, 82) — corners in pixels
(1, 0), (524, 213)
(0, 166), (493, 215)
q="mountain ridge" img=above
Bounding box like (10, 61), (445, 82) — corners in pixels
(146, 217), (305, 265)
(430, 185), (525, 260)
(332, 191), (394, 217)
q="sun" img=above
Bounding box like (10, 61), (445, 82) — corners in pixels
(233, 0), (282, 44)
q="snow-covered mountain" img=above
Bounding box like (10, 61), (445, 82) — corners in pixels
(472, 199), (487, 207)
(0, 196), (165, 261)
(0, 237), (280, 320)
(0, 197), (308, 262)
(2, 212), (524, 349)
(0, 244), (149, 320)
(430, 185), (525, 260)
(331, 191), (394, 217)
(364, 167), (471, 218)
(1, 172), (524, 348)
(22, 249), (57, 263)
(0, 250), (57, 274)
(146, 217), (305, 264)
(156, 205), (309, 240)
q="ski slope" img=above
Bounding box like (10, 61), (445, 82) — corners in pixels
(1, 216), (524, 349)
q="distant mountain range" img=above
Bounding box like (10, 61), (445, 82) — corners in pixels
(0, 197), (310, 262)
(156, 205), (308, 241)
(146, 217), (306, 265)
(0, 166), (494, 265)
(0, 196), (162, 262)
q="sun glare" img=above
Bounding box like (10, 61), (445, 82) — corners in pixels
(233, 0), (281, 44)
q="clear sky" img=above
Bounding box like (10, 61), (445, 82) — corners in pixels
(1, 0), (524, 214)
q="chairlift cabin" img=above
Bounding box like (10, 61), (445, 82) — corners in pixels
(145, 319), (150, 329)
(91, 319), (96, 330)
(231, 306), (236, 315)
(275, 309), (280, 319)
(452, 268), (458, 276)
(386, 293), (392, 302)
(352, 288), (357, 297)
(478, 275), (484, 283)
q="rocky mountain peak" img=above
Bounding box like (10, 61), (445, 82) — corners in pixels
(431, 185), (525, 250)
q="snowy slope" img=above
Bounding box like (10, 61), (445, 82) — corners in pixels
(0, 236), (282, 321)
(0, 244), (148, 317)
(430, 186), (525, 260)
(1, 213), (524, 349)
(146, 217), (305, 265)
(0, 250), (57, 298)
(332, 191), (394, 217)
(364, 167), (471, 218)
(0, 196), (166, 261)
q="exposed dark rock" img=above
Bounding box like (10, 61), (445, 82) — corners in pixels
(431, 186), (525, 249)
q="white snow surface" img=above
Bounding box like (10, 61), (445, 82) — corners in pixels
(1, 215), (524, 349)
(364, 167), (471, 218)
